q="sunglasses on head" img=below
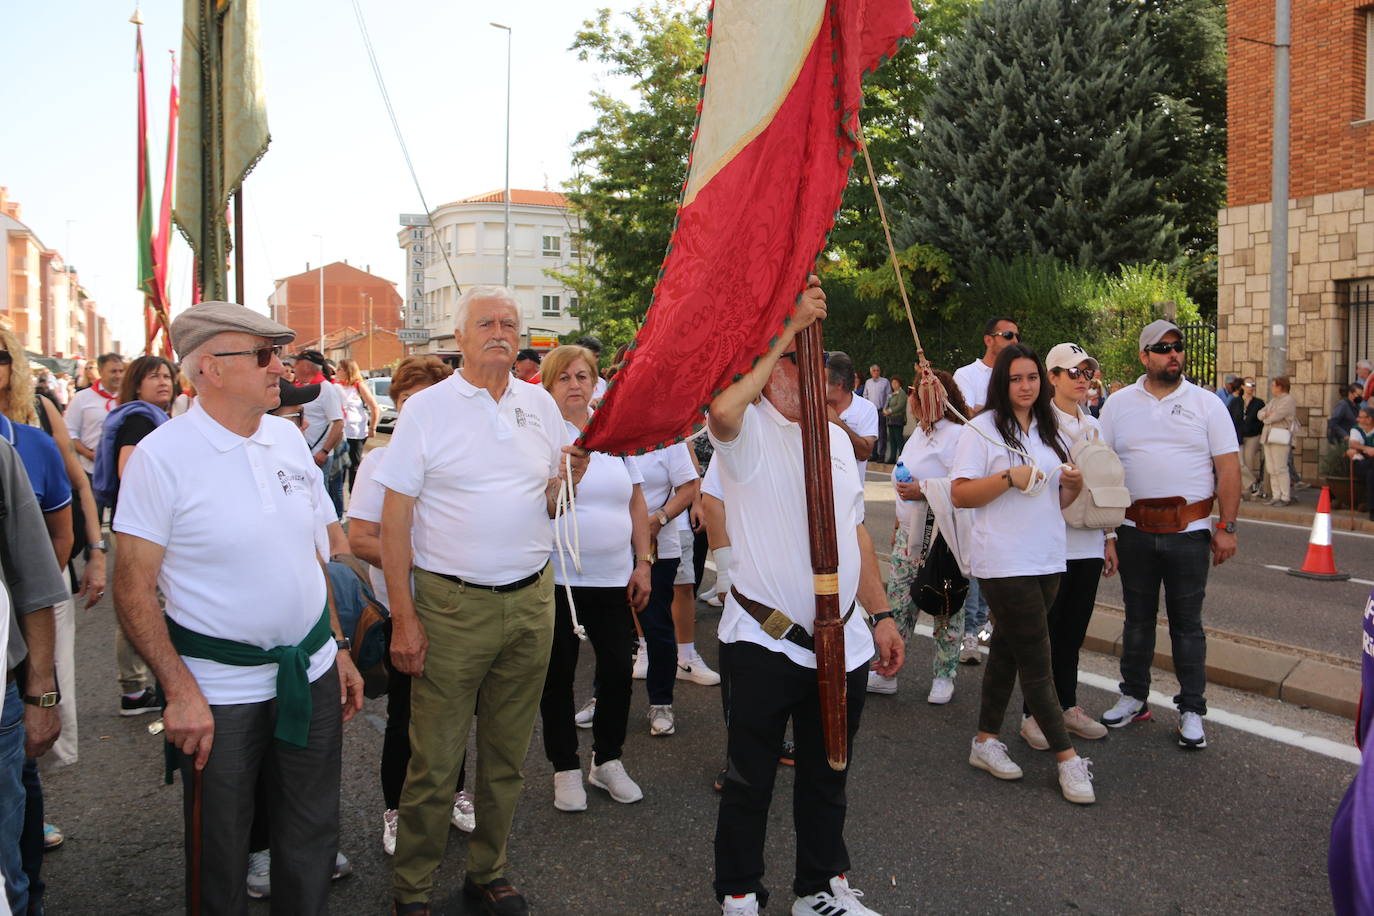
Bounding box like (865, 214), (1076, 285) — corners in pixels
(1058, 366), (1096, 380)
(1144, 340), (1185, 354)
(210, 344), (283, 367)
(991, 330), (1020, 341)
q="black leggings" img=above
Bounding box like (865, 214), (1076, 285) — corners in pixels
(345, 439), (366, 491)
(540, 585), (634, 770)
(978, 574), (1072, 753)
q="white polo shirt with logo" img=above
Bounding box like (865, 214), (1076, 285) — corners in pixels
(953, 358), (994, 412)
(1099, 376), (1238, 533)
(373, 372), (568, 585)
(627, 443), (699, 561)
(301, 379), (344, 456)
(113, 404), (338, 705)
(709, 399), (874, 672)
(839, 394), (879, 483)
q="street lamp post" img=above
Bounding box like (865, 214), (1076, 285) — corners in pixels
(313, 234), (324, 352)
(366, 293), (374, 369)
(491, 22), (512, 289)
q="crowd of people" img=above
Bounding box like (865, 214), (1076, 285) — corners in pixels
(0, 281), (1253, 916)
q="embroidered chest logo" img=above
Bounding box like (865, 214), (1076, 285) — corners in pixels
(1169, 404), (1196, 420)
(277, 470), (309, 496)
(513, 407), (542, 430)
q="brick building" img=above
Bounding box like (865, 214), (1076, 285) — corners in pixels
(1220, 0), (1374, 475)
(294, 325), (407, 374)
(266, 261), (402, 351)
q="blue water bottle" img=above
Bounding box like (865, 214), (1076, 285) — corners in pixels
(894, 460), (913, 499)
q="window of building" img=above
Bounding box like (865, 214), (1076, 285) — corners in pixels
(1347, 280), (1374, 377)
(569, 234), (586, 259)
(541, 295), (561, 317)
(542, 235), (562, 257)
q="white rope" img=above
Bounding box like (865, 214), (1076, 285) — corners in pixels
(553, 452), (587, 641)
(941, 402), (1070, 497)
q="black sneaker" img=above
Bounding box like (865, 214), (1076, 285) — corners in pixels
(463, 877), (529, 916)
(120, 688), (159, 717)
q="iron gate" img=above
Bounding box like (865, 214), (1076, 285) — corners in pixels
(1179, 322), (1217, 387)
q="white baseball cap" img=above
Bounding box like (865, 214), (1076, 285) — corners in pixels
(1045, 342), (1099, 373)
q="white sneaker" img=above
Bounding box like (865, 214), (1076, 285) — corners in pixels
(245, 849), (270, 899)
(959, 634), (982, 664)
(332, 851), (352, 881)
(1102, 695), (1151, 728)
(1058, 755), (1096, 804)
(866, 670), (898, 695)
(706, 593), (724, 607)
(382, 808), (397, 856)
(632, 646), (648, 679)
(968, 737), (1023, 780)
(1177, 711), (1207, 749)
(926, 677), (954, 705)
(648, 704), (675, 736)
(588, 758), (644, 803)
(450, 790), (476, 832)
(722, 892), (760, 915)
(677, 653), (722, 686)
(792, 874), (881, 916)
(574, 698), (596, 729)
(553, 769), (587, 812)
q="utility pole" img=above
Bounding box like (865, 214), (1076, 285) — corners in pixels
(492, 22), (512, 289)
(313, 234), (324, 351)
(1268, 0), (1290, 384)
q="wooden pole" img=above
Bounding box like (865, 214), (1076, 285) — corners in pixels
(233, 189), (244, 305)
(793, 320), (847, 770)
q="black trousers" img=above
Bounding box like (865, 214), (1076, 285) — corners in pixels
(344, 439), (365, 491)
(978, 575), (1072, 754)
(1024, 557), (1104, 714)
(540, 585), (634, 770)
(714, 642), (867, 906)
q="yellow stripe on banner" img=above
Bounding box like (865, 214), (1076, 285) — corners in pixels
(813, 573), (839, 596)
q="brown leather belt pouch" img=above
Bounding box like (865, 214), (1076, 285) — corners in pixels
(1124, 496), (1214, 534)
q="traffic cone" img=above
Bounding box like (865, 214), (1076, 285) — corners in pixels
(1288, 486), (1351, 581)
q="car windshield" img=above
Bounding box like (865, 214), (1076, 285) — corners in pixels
(376, 393), (394, 409)
(369, 377), (390, 398)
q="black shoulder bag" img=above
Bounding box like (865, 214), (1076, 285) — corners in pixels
(910, 506), (969, 619)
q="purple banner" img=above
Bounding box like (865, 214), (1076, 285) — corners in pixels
(1330, 589), (1374, 914)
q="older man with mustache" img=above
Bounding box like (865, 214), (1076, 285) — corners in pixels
(377, 286), (588, 916)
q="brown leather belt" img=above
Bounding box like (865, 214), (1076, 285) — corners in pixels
(729, 587), (854, 653)
(1124, 496), (1214, 534)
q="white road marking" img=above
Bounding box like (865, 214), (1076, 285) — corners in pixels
(1240, 515), (1374, 540)
(1262, 563), (1374, 586)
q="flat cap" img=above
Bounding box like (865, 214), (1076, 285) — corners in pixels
(171, 301), (296, 358)
(1138, 319), (1181, 351)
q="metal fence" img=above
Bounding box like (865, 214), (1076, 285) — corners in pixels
(1179, 322), (1217, 387)
(1347, 280), (1374, 377)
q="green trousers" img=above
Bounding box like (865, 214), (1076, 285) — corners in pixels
(392, 565), (554, 903)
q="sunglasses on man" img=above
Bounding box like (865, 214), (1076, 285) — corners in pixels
(211, 344), (283, 367)
(1143, 340), (1185, 354)
(991, 330), (1019, 341)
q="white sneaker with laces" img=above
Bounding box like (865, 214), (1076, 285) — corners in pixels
(588, 758), (644, 803)
(1102, 695), (1151, 728)
(959, 634), (982, 664)
(677, 653), (722, 686)
(553, 769), (587, 812)
(450, 790), (476, 832)
(927, 677), (954, 704)
(722, 892), (760, 915)
(1177, 711), (1207, 749)
(1058, 755), (1096, 804)
(867, 670), (898, 695)
(968, 737), (1023, 780)
(246, 849), (271, 899)
(382, 808), (398, 856)
(575, 698), (596, 729)
(648, 704), (675, 736)
(791, 874), (881, 916)
(632, 646), (648, 679)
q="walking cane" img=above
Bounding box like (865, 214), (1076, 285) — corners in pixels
(190, 767), (203, 916)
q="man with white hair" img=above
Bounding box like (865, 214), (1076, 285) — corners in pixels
(379, 285), (587, 916)
(1355, 359), (1373, 403)
(113, 301), (364, 915)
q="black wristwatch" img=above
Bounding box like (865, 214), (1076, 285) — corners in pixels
(335, 636), (352, 652)
(868, 611), (895, 626)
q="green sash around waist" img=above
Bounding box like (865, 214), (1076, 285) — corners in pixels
(166, 605), (333, 749)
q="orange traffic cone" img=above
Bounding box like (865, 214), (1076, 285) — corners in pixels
(1288, 486), (1351, 581)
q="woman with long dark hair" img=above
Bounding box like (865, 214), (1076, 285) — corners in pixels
(950, 343), (1097, 804)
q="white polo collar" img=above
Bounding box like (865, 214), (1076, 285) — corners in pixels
(450, 371), (517, 403)
(187, 401), (277, 453)
(758, 397), (795, 428)
(1131, 375), (1193, 404)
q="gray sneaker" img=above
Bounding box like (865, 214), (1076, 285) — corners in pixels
(648, 704), (675, 736)
(246, 849), (271, 899)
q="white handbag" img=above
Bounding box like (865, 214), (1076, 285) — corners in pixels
(1268, 426), (1293, 446)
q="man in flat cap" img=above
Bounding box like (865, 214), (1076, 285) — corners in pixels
(112, 302), (364, 915)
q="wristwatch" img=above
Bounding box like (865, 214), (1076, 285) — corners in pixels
(335, 636), (352, 652)
(23, 691), (59, 708)
(868, 610), (895, 625)
(653, 509), (669, 527)
(1216, 520), (1237, 534)
(89, 538), (108, 552)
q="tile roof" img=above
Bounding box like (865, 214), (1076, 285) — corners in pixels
(442, 189), (569, 209)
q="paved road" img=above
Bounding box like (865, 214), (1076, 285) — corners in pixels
(40, 565), (1358, 915)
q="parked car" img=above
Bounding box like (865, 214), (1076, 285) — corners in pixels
(367, 376), (397, 434)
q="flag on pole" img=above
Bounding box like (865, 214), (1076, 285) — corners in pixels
(135, 18), (173, 358)
(579, 0), (917, 455)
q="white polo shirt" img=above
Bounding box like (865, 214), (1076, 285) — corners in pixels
(301, 378), (343, 454)
(372, 372), (567, 585)
(701, 459), (724, 501)
(548, 420), (644, 587)
(950, 411), (1067, 579)
(1099, 376), (1238, 533)
(1052, 402), (1107, 561)
(953, 358), (994, 412)
(709, 399), (874, 671)
(347, 445), (391, 606)
(65, 383), (118, 473)
(627, 443), (698, 560)
(892, 418), (962, 527)
(838, 394), (879, 482)
(113, 403), (339, 705)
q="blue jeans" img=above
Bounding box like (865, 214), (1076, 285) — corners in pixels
(1116, 525), (1211, 715)
(639, 558), (680, 706)
(962, 577), (990, 635)
(0, 682), (28, 913)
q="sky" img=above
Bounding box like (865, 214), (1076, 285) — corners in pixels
(0, 0), (649, 352)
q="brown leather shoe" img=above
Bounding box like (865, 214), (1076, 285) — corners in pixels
(463, 876), (530, 916)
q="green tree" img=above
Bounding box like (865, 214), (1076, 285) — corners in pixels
(1087, 261), (1204, 384)
(901, 0), (1183, 273)
(553, 2), (706, 350)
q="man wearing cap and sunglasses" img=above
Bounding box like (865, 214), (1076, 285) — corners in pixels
(113, 301), (364, 915)
(1098, 319), (1241, 751)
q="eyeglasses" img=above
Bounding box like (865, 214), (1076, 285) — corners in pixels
(0, 351), (11, 367)
(991, 330), (1020, 341)
(1144, 340), (1185, 354)
(210, 344), (283, 367)
(1058, 366), (1096, 380)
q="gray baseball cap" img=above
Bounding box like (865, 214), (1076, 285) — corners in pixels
(1139, 319), (1182, 351)
(170, 301), (296, 358)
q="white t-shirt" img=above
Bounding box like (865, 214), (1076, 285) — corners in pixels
(347, 446), (391, 606)
(709, 399), (874, 671)
(953, 358), (994, 412)
(701, 459), (724, 501)
(627, 443), (698, 560)
(372, 372), (567, 584)
(593, 377), (608, 401)
(338, 382), (369, 440)
(1099, 377), (1238, 533)
(549, 419), (643, 587)
(839, 394), (879, 483)
(113, 404), (339, 705)
(1351, 426), (1370, 460)
(65, 384), (118, 473)
(1052, 402), (1107, 561)
(892, 419), (963, 526)
(950, 411), (1068, 580)
(301, 380), (343, 455)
